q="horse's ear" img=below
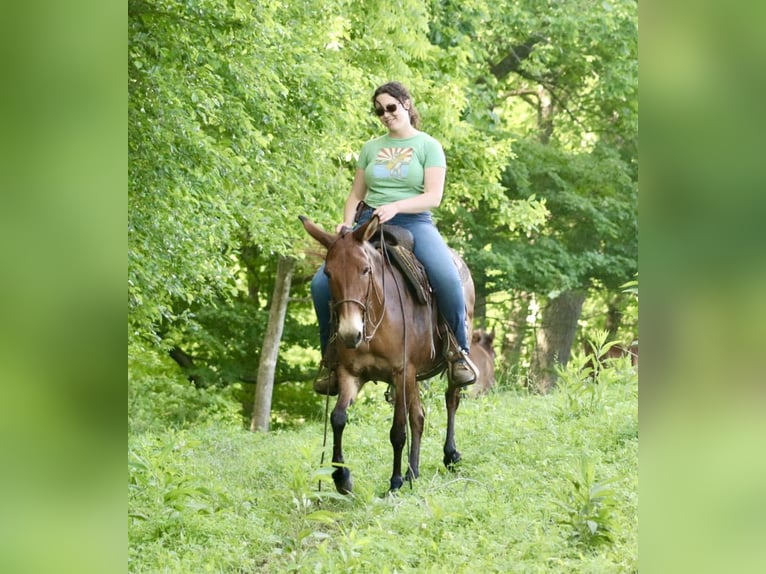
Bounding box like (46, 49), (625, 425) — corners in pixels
(299, 215), (335, 249)
(354, 215), (380, 243)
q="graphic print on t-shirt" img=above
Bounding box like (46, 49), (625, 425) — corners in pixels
(373, 147), (413, 179)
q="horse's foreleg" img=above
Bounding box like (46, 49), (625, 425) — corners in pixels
(405, 370), (424, 483)
(443, 385), (462, 469)
(330, 374), (358, 494)
(388, 372), (408, 492)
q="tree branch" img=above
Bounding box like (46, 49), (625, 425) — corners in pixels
(169, 346), (204, 387)
(490, 34), (547, 81)
(489, 32), (585, 133)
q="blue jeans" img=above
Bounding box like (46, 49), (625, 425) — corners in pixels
(310, 206), (470, 356)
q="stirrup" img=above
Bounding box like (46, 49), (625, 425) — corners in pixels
(449, 351), (478, 387)
(440, 325), (478, 386)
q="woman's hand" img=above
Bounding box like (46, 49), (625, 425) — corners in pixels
(373, 204), (398, 224)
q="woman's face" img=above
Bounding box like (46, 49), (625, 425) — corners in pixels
(373, 92), (410, 132)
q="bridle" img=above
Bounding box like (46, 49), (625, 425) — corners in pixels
(330, 244), (385, 343)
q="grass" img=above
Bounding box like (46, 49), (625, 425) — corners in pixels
(128, 364), (637, 573)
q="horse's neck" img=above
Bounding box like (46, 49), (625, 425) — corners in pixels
(369, 250), (390, 308)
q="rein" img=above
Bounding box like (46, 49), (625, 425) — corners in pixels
(377, 225), (414, 489)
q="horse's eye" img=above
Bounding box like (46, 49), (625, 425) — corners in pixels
(361, 266), (371, 276)
(324, 269), (331, 279)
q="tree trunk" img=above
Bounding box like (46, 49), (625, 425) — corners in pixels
(530, 290), (586, 393)
(474, 289), (487, 328)
(538, 86), (554, 145)
(605, 295), (625, 341)
(501, 291), (531, 374)
(489, 34), (546, 80)
(250, 256), (294, 432)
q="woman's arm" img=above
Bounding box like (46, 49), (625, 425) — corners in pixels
(336, 168), (367, 233)
(373, 166), (446, 224)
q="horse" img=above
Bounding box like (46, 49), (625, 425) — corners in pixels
(300, 214), (476, 494)
(583, 340), (639, 374)
(467, 329), (496, 397)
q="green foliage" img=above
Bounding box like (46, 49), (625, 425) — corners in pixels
(128, 342), (242, 434)
(454, 0), (638, 150)
(428, 0), (638, 331)
(128, 0), (637, 430)
(506, 140), (637, 291)
(577, 284), (638, 352)
(129, 370), (637, 572)
(556, 352), (604, 419)
(129, 435), (233, 524)
(554, 456), (622, 549)
(268, 381), (327, 429)
(129, 0), (369, 336)
(555, 330), (637, 419)
(621, 276), (638, 297)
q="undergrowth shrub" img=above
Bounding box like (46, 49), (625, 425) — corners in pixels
(554, 456), (622, 548)
(128, 434), (233, 537)
(128, 334), (638, 572)
(555, 330), (636, 419)
(128, 343), (242, 433)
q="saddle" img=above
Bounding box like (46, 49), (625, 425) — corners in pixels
(370, 224), (431, 305)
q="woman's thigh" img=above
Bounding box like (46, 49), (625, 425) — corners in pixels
(398, 220), (459, 288)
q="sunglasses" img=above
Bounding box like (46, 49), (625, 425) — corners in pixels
(373, 103), (399, 116)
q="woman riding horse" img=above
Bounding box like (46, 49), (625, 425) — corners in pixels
(310, 81), (478, 392)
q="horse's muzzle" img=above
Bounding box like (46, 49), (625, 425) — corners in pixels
(337, 312), (365, 349)
(340, 330), (363, 349)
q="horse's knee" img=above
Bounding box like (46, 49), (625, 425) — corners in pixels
(330, 409), (347, 432)
(389, 424), (406, 449)
(445, 387), (461, 408)
(412, 408), (425, 433)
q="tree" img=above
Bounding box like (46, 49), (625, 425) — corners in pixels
(128, 0), (547, 426)
(250, 256), (294, 432)
(429, 0), (638, 389)
(129, 0), (636, 425)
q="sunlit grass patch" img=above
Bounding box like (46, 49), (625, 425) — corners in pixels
(129, 363), (637, 572)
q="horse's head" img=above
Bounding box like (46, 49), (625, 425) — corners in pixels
(300, 215), (381, 349)
(469, 329), (496, 396)
(472, 329), (496, 358)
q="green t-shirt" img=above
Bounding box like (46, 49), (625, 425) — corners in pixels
(356, 131), (446, 208)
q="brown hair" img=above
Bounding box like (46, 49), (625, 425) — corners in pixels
(372, 81), (421, 128)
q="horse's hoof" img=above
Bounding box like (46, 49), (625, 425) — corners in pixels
(333, 467), (353, 494)
(334, 477), (353, 495)
(443, 450), (462, 470)
(389, 476), (404, 492)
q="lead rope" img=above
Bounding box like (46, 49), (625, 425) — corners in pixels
(317, 329), (337, 493)
(317, 374), (331, 492)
